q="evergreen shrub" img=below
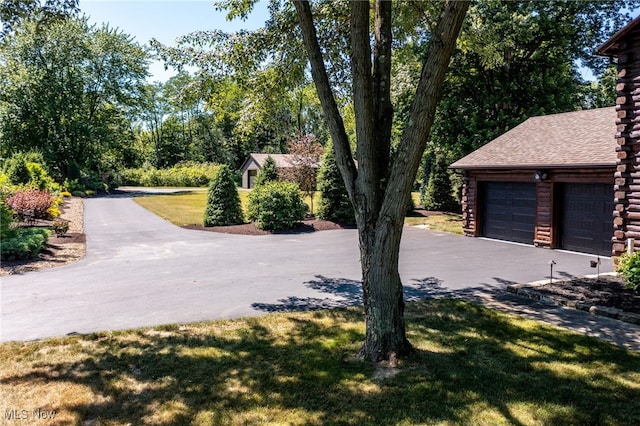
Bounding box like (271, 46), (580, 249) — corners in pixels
(254, 156), (279, 187)
(317, 145), (355, 225)
(422, 154), (459, 212)
(247, 181), (306, 230)
(203, 165), (244, 227)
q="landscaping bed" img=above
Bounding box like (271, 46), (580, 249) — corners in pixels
(508, 274), (640, 324)
(184, 218), (355, 235)
(0, 197), (85, 276)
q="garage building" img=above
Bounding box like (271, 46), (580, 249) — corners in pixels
(451, 107), (616, 256)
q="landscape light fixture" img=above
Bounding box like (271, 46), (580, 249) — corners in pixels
(590, 256), (601, 279)
(548, 260), (556, 284)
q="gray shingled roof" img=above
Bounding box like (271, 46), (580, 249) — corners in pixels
(247, 153), (296, 168)
(450, 107), (617, 170)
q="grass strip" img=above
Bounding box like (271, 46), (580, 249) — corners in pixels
(1, 299), (638, 425)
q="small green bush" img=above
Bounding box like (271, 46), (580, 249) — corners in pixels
(247, 181), (306, 230)
(203, 165), (244, 227)
(1, 199), (17, 239)
(0, 227), (50, 261)
(616, 252), (640, 293)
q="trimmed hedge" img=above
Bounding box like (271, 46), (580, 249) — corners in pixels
(118, 163), (221, 187)
(247, 181), (306, 230)
(203, 165), (244, 227)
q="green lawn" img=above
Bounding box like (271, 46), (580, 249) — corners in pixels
(1, 300), (638, 425)
(134, 190), (462, 233)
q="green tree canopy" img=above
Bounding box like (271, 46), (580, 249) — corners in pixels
(0, 16), (149, 179)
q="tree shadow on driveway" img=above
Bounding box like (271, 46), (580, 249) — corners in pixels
(251, 275), (503, 313)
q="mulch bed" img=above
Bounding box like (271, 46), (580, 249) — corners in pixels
(183, 218), (355, 235)
(530, 275), (640, 314)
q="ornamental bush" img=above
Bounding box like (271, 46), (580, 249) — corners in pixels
(6, 189), (55, 224)
(616, 251), (640, 293)
(247, 181), (306, 230)
(203, 165), (244, 227)
(0, 227), (51, 261)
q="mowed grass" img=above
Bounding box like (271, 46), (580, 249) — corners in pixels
(134, 190), (462, 233)
(1, 300), (638, 425)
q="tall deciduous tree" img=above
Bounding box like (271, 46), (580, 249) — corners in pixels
(426, 0), (638, 160)
(294, 0), (469, 361)
(0, 16), (149, 178)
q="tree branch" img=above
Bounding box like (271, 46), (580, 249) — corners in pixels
(373, 0), (393, 191)
(293, 0), (357, 201)
(383, 0), (470, 219)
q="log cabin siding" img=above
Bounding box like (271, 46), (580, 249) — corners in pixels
(611, 27), (640, 256)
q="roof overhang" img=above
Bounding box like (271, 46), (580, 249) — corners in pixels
(596, 16), (640, 58)
(450, 163), (616, 171)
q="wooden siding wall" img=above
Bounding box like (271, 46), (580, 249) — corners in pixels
(461, 174), (478, 236)
(613, 27), (640, 257)
(534, 181), (553, 248)
(460, 169), (614, 249)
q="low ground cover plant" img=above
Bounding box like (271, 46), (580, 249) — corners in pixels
(0, 227), (51, 260)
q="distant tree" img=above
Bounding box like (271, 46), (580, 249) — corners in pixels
(0, 16), (149, 179)
(203, 165), (244, 227)
(281, 134), (323, 214)
(317, 142), (355, 225)
(0, 0), (79, 42)
(254, 155), (278, 187)
(582, 64), (617, 109)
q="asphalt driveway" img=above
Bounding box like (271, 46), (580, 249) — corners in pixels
(1, 193), (614, 342)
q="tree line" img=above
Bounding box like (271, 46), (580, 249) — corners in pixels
(1, 1), (632, 194)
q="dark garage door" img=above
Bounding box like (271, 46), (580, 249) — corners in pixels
(560, 183), (613, 256)
(483, 182), (536, 244)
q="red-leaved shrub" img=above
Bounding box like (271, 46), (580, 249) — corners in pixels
(6, 189), (55, 224)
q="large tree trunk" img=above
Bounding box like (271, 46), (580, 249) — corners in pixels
(358, 218), (412, 361)
(294, 0), (469, 362)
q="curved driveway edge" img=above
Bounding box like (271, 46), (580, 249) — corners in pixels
(1, 193), (621, 344)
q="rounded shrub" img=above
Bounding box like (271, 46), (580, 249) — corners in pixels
(203, 165), (244, 227)
(247, 181), (306, 230)
(616, 251), (640, 293)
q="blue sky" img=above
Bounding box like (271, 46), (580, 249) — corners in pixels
(80, 1), (637, 83)
(80, 0), (270, 81)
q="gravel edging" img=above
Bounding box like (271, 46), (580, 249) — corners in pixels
(506, 273), (640, 326)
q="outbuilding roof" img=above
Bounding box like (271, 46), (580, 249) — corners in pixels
(450, 107), (617, 170)
(243, 153), (296, 169)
